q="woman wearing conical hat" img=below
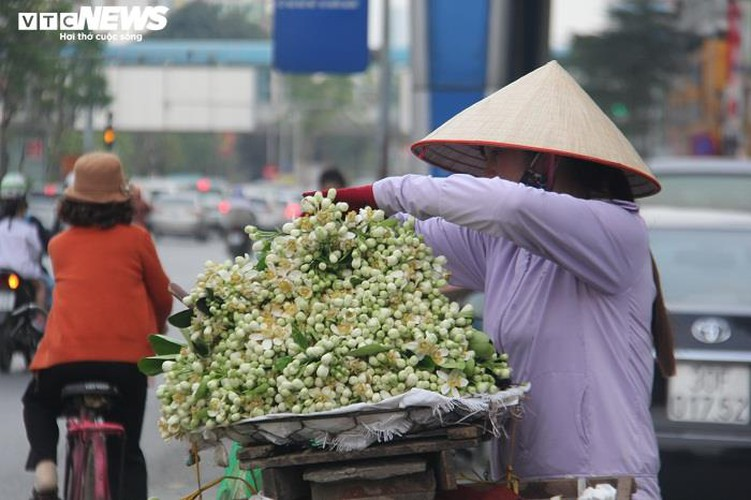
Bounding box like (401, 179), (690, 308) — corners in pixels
(323, 61), (673, 499)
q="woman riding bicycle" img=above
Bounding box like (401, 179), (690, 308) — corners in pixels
(22, 152), (173, 500)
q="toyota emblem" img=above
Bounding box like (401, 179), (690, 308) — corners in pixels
(690, 317), (732, 344)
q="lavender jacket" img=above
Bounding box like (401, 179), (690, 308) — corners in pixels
(373, 174), (661, 499)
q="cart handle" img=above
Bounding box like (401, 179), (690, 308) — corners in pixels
(169, 282), (189, 302)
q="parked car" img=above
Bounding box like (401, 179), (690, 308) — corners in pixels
(240, 182), (302, 231)
(642, 156), (751, 213)
(643, 206), (751, 454)
(130, 176), (182, 201)
(149, 192), (210, 241)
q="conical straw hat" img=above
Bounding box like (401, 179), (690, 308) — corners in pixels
(411, 60), (660, 197)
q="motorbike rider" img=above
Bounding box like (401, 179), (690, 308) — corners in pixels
(319, 166), (347, 191)
(224, 186), (256, 257)
(0, 173), (48, 323)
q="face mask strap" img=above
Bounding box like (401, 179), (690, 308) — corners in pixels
(521, 153), (559, 190)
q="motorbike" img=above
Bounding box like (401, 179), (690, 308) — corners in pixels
(226, 225), (251, 258)
(223, 202), (257, 259)
(0, 268), (46, 372)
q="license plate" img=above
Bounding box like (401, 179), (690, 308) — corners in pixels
(0, 291), (14, 312)
(667, 361), (750, 425)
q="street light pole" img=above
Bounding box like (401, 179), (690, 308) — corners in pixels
(377, 0), (391, 179)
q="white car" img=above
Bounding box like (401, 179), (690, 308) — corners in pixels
(642, 156), (751, 213)
(643, 206), (751, 453)
(149, 192), (210, 241)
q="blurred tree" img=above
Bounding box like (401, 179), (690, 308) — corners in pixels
(0, 0), (110, 179)
(562, 0), (696, 156)
(284, 73), (368, 168)
(148, 2), (268, 40)
(117, 132), (232, 179)
(44, 37), (111, 171)
(0, 0), (58, 176)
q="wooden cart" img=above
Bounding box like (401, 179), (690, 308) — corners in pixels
(235, 422), (634, 500)
(237, 424), (491, 500)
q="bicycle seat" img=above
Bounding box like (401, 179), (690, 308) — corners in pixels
(61, 381), (119, 399)
(62, 381), (120, 415)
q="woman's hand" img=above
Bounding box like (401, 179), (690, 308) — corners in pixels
(302, 184), (377, 212)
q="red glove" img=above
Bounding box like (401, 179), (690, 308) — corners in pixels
(302, 184), (377, 212)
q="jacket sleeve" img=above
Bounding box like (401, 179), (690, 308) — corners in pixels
(139, 231), (173, 331)
(373, 174), (649, 294)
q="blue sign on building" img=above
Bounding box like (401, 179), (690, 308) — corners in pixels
(273, 0), (369, 73)
(427, 0), (490, 176)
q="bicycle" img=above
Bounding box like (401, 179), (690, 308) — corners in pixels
(61, 381), (126, 500)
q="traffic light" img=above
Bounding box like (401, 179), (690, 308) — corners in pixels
(103, 126), (116, 150)
(610, 102), (630, 121)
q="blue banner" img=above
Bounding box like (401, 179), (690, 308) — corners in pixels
(427, 0), (489, 176)
(273, 0), (369, 73)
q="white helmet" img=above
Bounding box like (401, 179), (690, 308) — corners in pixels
(0, 172), (29, 200)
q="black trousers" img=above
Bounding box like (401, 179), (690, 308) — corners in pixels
(23, 362), (148, 500)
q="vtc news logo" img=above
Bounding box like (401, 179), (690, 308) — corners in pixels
(18, 6), (169, 42)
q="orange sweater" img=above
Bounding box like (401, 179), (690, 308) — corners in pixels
(31, 224), (173, 370)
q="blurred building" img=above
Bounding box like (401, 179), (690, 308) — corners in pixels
(81, 39), (413, 183)
(37, 1), (547, 183)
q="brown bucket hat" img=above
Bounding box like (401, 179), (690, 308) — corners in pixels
(410, 60), (661, 198)
(64, 152), (131, 203)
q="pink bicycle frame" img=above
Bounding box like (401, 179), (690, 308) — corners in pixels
(66, 419), (125, 500)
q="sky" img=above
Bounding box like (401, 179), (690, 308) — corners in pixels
(550, 0), (612, 50)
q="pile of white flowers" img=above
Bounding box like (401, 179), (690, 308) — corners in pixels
(147, 190), (512, 440)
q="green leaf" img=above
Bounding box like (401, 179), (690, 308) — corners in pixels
(137, 354), (178, 376)
(254, 240), (272, 272)
(148, 334), (185, 356)
(274, 356), (294, 371)
(194, 379), (209, 399)
(349, 343), (389, 357)
(192, 338), (210, 357)
(291, 325), (310, 349)
(195, 297), (210, 315)
(255, 251), (268, 271)
(416, 356), (436, 370)
(249, 383), (269, 396)
(168, 309), (193, 328)
(439, 359), (465, 370)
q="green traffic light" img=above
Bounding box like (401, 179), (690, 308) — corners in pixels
(611, 102), (629, 119)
